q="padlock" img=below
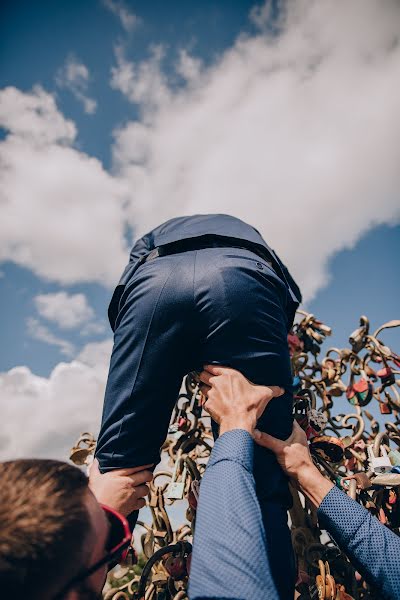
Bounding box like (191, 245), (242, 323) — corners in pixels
(178, 416), (189, 431)
(371, 472), (400, 486)
(293, 395), (310, 431)
(292, 375), (302, 393)
(348, 316), (369, 352)
(346, 372), (373, 407)
(316, 560), (336, 600)
(165, 459), (187, 500)
(288, 333), (303, 355)
(164, 554), (188, 580)
(388, 449), (400, 467)
(188, 480), (200, 510)
(310, 436), (344, 464)
(379, 400), (392, 414)
(367, 444), (393, 475)
(308, 408), (328, 435)
(377, 366), (395, 389)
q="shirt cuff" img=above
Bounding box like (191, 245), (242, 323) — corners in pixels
(317, 485), (356, 536)
(208, 429), (254, 472)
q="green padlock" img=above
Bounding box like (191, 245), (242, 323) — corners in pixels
(388, 449), (400, 467)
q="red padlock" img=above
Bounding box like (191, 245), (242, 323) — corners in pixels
(178, 416), (189, 431)
(287, 333), (303, 356)
(346, 377), (373, 406)
(377, 366), (395, 388)
(164, 555), (188, 580)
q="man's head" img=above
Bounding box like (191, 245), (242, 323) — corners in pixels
(0, 459), (110, 600)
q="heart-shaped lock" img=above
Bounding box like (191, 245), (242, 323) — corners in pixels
(346, 372), (373, 407)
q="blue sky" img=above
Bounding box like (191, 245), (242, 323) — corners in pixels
(0, 0), (399, 459)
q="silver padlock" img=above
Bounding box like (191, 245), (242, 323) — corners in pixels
(165, 459), (187, 500)
(367, 444), (393, 475)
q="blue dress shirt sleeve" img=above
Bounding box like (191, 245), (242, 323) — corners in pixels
(318, 485), (400, 600)
(189, 429), (279, 600)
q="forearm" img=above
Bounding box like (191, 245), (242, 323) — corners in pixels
(317, 486), (400, 600)
(189, 429), (278, 600)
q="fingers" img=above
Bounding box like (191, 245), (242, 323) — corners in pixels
(135, 498), (146, 509)
(202, 364), (226, 376)
(127, 470), (154, 485)
(198, 370), (214, 386)
(113, 464), (154, 477)
(253, 429), (285, 453)
(132, 483), (150, 498)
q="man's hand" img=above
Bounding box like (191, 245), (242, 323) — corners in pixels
(88, 459), (153, 516)
(198, 365), (284, 435)
(254, 422), (334, 507)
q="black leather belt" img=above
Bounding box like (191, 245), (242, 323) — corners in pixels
(143, 235), (274, 269)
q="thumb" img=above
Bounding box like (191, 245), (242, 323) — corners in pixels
(254, 429), (284, 454)
(270, 386), (285, 398)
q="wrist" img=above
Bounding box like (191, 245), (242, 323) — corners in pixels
(296, 465), (334, 507)
(219, 414), (256, 435)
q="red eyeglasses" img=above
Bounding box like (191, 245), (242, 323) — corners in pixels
(55, 504), (134, 598)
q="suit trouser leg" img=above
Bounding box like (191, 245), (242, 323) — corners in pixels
(95, 253), (197, 478)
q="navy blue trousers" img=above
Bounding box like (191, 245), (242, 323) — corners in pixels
(95, 247), (295, 599)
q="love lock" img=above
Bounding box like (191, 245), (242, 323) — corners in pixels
(348, 316), (369, 353)
(316, 560), (336, 600)
(379, 398), (392, 414)
(310, 436), (345, 464)
(388, 448), (400, 467)
(163, 553), (188, 580)
(293, 395), (311, 432)
(377, 366), (396, 389)
(308, 409), (328, 438)
(165, 458), (188, 500)
(288, 333), (304, 355)
(346, 372), (373, 407)
(188, 480), (200, 511)
(367, 444), (393, 475)
(370, 472), (400, 486)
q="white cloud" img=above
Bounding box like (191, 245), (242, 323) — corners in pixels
(102, 0), (140, 32)
(34, 291), (95, 329)
(0, 84), (76, 145)
(111, 45), (171, 115)
(27, 317), (75, 356)
(80, 321), (107, 336)
(110, 0), (400, 301)
(0, 85), (129, 287)
(0, 339), (111, 460)
(56, 55), (97, 114)
(76, 339), (113, 367)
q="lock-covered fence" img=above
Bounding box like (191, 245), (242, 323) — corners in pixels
(70, 312), (400, 600)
